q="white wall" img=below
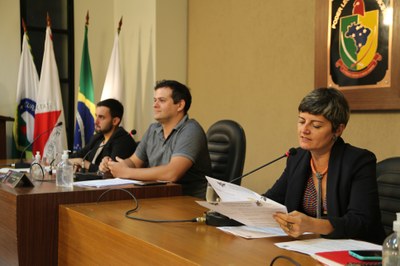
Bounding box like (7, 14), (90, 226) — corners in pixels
(114, 0), (157, 135)
(74, 0), (115, 103)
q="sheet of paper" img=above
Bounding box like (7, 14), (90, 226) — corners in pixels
(205, 176), (284, 207)
(275, 238), (382, 256)
(198, 177), (287, 227)
(73, 178), (164, 188)
(206, 176), (261, 202)
(197, 200), (286, 227)
(218, 225), (287, 239)
(0, 168), (30, 174)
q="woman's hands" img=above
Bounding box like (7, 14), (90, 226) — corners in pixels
(273, 211), (334, 237)
(274, 211), (312, 237)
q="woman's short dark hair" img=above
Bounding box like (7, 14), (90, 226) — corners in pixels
(154, 80), (192, 114)
(97, 98), (124, 120)
(298, 87), (350, 132)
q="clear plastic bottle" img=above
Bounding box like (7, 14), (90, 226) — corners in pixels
(382, 212), (400, 266)
(56, 150), (73, 187)
(30, 151), (43, 181)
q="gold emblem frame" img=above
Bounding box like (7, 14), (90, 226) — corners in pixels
(315, 0), (400, 110)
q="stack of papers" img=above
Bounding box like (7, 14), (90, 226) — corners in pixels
(218, 226), (287, 239)
(275, 238), (381, 256)
(74, 178), (167, 188)
(197, 176), (287, 229)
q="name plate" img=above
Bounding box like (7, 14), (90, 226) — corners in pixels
(2, 170), (34, 188)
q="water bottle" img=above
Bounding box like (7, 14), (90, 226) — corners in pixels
(30, 151), (43, 180)
(383, 212), (400, 266)
(56, 150), (73, 187)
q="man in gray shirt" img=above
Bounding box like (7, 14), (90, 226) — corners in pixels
(99, 80), (211, 198)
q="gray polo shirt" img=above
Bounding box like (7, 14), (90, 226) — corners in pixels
(135, 115), (212, 198)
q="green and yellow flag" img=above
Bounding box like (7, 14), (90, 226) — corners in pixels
(73, 12), (95, 151)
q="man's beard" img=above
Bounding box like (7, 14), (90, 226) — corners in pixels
(95, 123), (114, 135)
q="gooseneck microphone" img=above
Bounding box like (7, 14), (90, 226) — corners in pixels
(229, 147), (297, 184)
(14, 122), (63, 168)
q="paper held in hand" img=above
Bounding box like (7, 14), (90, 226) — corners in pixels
(196, 176), (287, 227)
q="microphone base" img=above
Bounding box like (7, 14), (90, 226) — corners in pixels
(14, 162), (31, 169)
(205, 211), (243, 227)
(74, 172), (104, 182)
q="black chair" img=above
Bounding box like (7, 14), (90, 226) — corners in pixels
(205, 120), (246, 226)
(376, 157), (400, 235)
(206, 120), (246, 185)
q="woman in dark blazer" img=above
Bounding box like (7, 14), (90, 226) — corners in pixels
(265, 88), (385, 244)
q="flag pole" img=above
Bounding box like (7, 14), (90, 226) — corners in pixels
(117, 16), (123, 35)
(86, 11), (89, 26)
(22, 18), (27, 33)
(47, 12), (51, 27)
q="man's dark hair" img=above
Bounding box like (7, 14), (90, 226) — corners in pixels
(97, 98), (124, 120)
(154, 80), (192, 114)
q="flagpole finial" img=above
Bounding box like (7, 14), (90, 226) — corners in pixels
(117, 16), (123, 35)
(46, 12), (51, 27)
(22, 18), (27, 33)
(86, 11), (89, 26)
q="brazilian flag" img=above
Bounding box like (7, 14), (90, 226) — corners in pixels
(73, 17), (95, 151)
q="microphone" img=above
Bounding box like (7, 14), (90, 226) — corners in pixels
(129, 129), (137, 137)
(14, 122), (63, 168)
(205, 147), (298, 226)
(229, 147), (297, 184)
(78, 129), (136, 173)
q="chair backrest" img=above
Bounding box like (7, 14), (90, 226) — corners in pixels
(376, 157), (400, 235)
(206, 120), (246, 185)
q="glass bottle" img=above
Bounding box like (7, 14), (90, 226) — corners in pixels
(383, 213), (400, 266)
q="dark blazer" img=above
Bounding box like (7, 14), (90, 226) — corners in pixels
(265, 137), (386, 244)
(70, 127), (137, 172)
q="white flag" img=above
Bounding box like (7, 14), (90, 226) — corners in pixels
(13, 31), (39, 154)
(100, 32), (123, 101)
(33, 24), (67, 159)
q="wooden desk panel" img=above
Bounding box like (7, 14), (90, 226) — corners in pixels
(0, 178), (181, 266)
(0, 187), (18, 266)
(59, 196), (319, 266)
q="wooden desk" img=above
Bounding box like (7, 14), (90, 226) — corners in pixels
(0, 176), (181, 266)
(59, 196), (319, 266)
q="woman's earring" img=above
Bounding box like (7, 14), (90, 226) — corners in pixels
(332, 135), (337, 142)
